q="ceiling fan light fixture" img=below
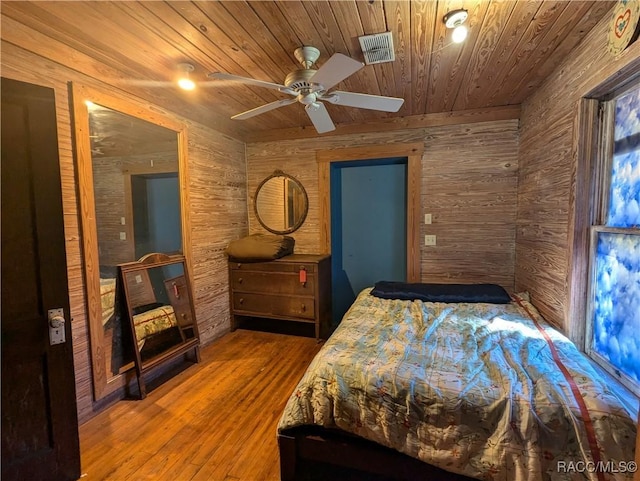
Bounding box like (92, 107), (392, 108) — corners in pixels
(177, 62), (196, 91)
(443, 9), (468, 43)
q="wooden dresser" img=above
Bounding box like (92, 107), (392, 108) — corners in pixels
(228, 254), (331, 339)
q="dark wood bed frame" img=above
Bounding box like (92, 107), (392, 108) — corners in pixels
(278, 426), (477, 481)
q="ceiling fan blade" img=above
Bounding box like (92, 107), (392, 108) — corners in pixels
(310, 53), (364, 91)
(231, 98), (297, 120)
(208, 72), (296, 95)
(322, 91), (404, 112)
(305, 102), (335, 134)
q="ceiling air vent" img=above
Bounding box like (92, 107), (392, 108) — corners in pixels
(358, 32), (395, 65)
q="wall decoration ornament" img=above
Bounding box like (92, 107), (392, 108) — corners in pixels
(608, 0), (640, 56)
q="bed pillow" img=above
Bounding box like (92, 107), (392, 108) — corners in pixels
(225, 233), (295, 262)
(370, 281), (511, 304)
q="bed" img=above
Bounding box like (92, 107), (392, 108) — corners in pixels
(277, 284), (637, 481)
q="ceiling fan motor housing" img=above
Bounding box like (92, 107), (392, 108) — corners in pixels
(285, 69), (323, 94)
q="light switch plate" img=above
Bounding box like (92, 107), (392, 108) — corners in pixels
(424, 235), (437, 246)
(424, 214), (432, 224)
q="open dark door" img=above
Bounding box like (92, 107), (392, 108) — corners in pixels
(1, 78), (81, 481)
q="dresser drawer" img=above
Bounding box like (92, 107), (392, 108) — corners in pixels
(233, 293), (315, 320)
(230, 260), (318, 274)
(230, 270), (315, 295)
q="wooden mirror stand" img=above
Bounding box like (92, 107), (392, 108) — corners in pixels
(119, 253), (200, 398)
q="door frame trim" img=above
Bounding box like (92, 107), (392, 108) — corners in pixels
(317, 143), (423, 282)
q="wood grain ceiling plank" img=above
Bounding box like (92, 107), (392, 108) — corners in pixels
(0, 17), (244, 140)
(104, 1), (291, 129)
(301, 0), (372, 122)
(1, 1), (166, 85)
(463, 1), (541, 110)
(408, 0), (438, 116)
(442, 1), (491, 111)
(268, 0), (354, 130)
(355, 0), (398, 101)
(506, 1), (615, 105)
(112, 2), (261, 122)
(167, 1), (296, 127)
(326, 0), (382, 100)
(191, 1), (286, 82)
(191, 0), (307, 127)
(480, 0), (568, 108)
(274, 1), (365, 125)
(239, 2), (310, 130)
(327, 1), (387, 100)
(452, 0), (517, 111)
(425, 0), (472, 112)
(427, 0), (488, 112)
(383, 0), (413, 116)
(501, 1), (594, 104)
(244, 1), (306, 54)
(34, 1), (178, 75)
(199, 1), (291, 82)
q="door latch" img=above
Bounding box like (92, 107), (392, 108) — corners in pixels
(48, 308), (66, 345)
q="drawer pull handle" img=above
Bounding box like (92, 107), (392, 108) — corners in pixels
(301, 303), (306, 312)
(239, 298), (244, 305)
(238, 277), (243, 284)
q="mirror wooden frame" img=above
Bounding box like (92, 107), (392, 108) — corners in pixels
(254, 170), (308, 234)
(70, 83), (193, 400)
(119, 253), (200, 399)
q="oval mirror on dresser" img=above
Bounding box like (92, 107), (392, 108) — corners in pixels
(71, 83), (193, 401)
(254, 170), (308, 234)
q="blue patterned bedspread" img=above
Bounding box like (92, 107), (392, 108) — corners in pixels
(278, 289), (637, 480)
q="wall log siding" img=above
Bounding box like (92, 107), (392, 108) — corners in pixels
(516, 11), (640, 335)
(1, 39), (247, 423)
(246, 119), (519, 291)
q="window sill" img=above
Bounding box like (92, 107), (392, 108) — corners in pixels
(588, 358), (639, 421)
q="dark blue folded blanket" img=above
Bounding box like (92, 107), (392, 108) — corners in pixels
(370, 281), (511, 304)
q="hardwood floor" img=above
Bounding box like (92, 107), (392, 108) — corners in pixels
(79, 329), (322, 481)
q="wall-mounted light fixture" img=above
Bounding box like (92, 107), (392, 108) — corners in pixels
(177, 63), (196, 91)
(443, 9), (468, 44)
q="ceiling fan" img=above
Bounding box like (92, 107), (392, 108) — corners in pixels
(208, 46), (404, 134)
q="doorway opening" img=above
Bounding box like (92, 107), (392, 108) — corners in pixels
(130, 173), (181, 259)
(330, 157), (407, 323)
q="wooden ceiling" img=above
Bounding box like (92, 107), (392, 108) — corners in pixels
(2, 1), (615, 139)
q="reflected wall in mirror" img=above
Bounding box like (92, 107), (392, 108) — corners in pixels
(120, 253), (199, 399)
(71, 83), (192, 401)
(254, 170), (308, 234)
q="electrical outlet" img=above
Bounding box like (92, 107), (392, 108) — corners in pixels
(119, 232), (126, 240)
(424, 213), (432, 224)
(424, 235), (437, 246)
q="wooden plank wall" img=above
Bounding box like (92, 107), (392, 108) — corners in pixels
(516, 11), (640, 334)
(246, 119), (519, 290)
(1, 40), (247, 423)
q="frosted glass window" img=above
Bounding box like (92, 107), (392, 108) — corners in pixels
(592, 232), (640, 383)
(607, 87), (640, 228)
(588, 84), (640, 394)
